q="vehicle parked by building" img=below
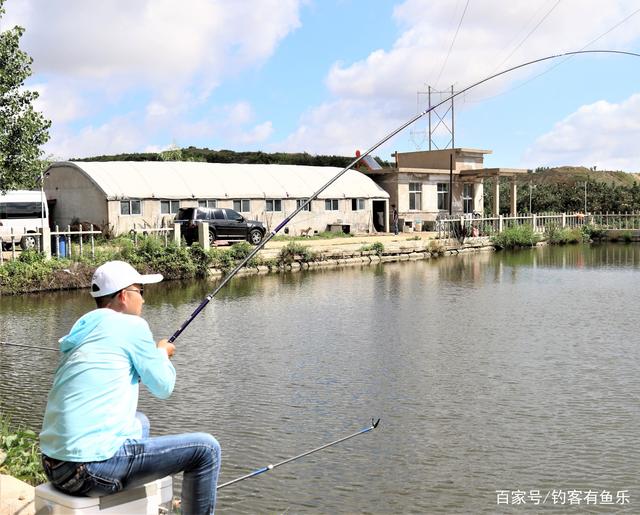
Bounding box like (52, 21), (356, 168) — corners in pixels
(0, 190), (49, 250)
(175, 207), (266, 245)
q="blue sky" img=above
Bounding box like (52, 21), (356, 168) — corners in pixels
(5, 0), (640, 171)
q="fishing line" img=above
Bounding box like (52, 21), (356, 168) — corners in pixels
(168, 49), (640, 343)
(467, 8), (640, 104)
(0, 340), (58, 352)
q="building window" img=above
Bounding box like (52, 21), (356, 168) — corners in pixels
(120, 199), (141, 215)
(463, 184), (474, 214)
(325, 199), (339, 211)
(198, 199), (217, 208)
(409, 182), (422, 210)
(233, 199), (251, 212)
(296, 199), (311, 211)
(266, 199), (282, 212)
(437, 183), (449, 211)
(351, 198), (365, 211)
(160, 200), (179, 214)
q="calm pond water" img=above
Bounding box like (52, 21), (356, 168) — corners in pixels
(1, 244), (639, 513)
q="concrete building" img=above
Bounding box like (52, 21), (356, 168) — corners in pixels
(360, 148), (528, 230)
(43, 161), (390, 236)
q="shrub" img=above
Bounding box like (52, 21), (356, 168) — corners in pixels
(277, 242), (315, 265)
(228, 241), (252, 260)
(18, 249), (45, 264)
(581, 224), (606, 241)
(428, 239), (445, 256)
(0, 415), (46, 485)
(621, 231), (633, 243)
(545, 225), (585, 245)
(359, 242), (384, 255)
(491, 225), (540, 249)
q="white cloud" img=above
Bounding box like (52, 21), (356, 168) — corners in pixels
(226, 102), (254, 126)
(5, 0), (302, 157)
(15, 0), (302, 85)
(282, 0), (640, 159)
(45, 116), (145, 160)
(7, 0), (640, 161)
(524, 94), (640, 171)
(31, 82), (87, 124)
(145, 101), (274, 152)
(327, 0), (640, 100)
(276, 98), (408, 157)
(234, 121), (274, 145)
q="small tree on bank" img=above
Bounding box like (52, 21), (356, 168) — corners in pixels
(0, 0), (50, 192)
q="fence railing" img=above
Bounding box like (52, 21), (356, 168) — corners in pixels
(434, 212), (635, 240)
(0, 224), (183, 263)
(0, 225), (104, 264)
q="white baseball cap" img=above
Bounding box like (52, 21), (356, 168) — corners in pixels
(91, 260), (163, 298)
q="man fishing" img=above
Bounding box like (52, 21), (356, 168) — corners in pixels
(39, 260), (221, 514)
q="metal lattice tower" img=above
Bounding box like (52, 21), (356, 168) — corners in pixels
(409, 85), (455, 151)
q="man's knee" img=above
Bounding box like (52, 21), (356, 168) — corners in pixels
(191, 433), (221, 464)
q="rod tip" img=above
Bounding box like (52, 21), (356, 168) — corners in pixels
(372, 418), (381, 429)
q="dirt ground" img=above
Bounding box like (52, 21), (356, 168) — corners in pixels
(0, 475), (35, 515)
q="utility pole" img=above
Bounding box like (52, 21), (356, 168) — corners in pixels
(584, 181), (588, 213)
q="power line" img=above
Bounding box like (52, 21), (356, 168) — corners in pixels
(490, 0), (563, 75)
(466, 6), (640, 104)
(434, 0), (471, 88)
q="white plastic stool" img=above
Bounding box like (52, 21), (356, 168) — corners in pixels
(34, 476), (172, 514)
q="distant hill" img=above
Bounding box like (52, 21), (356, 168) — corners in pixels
(531, 166), (640, 187)
(73, 147), (392, 168)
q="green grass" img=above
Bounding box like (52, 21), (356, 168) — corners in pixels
(0, 235), (273, 294)
(544, 225), (586, 245)
(0, 415), (46, 485)
(277, 242), (318, 264)
(491, 225), (541, 249)
(359, 242), (384, 255)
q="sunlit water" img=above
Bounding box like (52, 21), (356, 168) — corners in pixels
(1, 244), (639, 513)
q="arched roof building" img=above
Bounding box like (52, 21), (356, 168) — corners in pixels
(43, 161), (390, 235)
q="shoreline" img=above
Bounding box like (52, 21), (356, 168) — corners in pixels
(0, 234), (496, 295)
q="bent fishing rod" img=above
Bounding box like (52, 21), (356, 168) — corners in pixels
(218, 418), (380, 489)
(168, 49), (640, 343)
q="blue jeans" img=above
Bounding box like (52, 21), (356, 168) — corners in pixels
(42, 413), (221, 514)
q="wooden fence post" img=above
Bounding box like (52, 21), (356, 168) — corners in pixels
(174, 223), (181, 246)
(198, 222), (210, 250)
(90, 225), (95, 259)
(42, 227), (52, 259)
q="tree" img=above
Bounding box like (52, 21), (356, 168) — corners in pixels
(0, 0), (50, 192)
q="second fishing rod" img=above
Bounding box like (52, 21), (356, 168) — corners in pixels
(168, 49), (640, 344)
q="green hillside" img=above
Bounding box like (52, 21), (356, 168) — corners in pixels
(530, 166), (640, 187)
(73, 147), (391, 168)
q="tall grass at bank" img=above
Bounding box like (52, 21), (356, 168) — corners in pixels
(0, 415), (46, 485)
(491, 225), (541, 249)
(277, 242), (318, 264)
(544, 225), (588, 245)
(0, 237), (272, 295)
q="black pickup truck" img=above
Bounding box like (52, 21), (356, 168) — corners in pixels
(174, 207), (266, 245)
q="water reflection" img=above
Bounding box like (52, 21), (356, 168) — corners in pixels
(1, 245), (639, 513)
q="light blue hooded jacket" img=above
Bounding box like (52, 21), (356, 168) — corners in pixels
(39, 308), (176, 461)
